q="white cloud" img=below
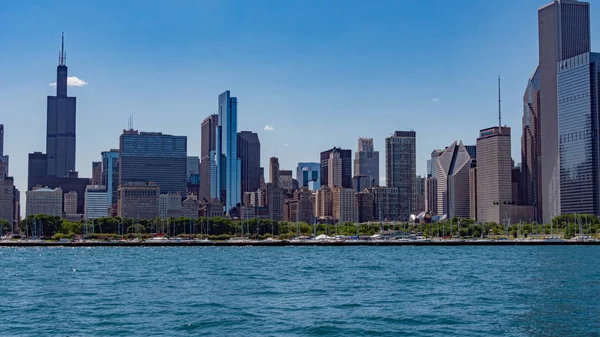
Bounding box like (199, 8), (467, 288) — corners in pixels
(431, 98), (440, 102)
(264, 125), (275, 131)
(49, 76), (88, 87)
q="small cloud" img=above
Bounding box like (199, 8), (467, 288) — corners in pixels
(264, 125), (275, 131)
(49, 76), (88, 87)
(431, 98), (440, 102)
(283, 144), (289, 147)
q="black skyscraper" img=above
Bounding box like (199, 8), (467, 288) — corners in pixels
(46, 34), (76, 177)
(237, 131), (261, 202)
(320, 147), (352, 188)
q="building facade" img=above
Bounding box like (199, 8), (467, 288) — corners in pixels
(521, 67), (542, 221)
(369, 186), (399, 221)
(237, 131), (261, 202)
(269, 157), (280, 187)
(355, 191), (374, 223)
(119, 130), (187, 195)
(425, 177), (438, 215)
(332, 187), (356, 224)
(91, 162), (102, 185)
(327, 150), (343, 188)
(315, 186), (333, 218)
(296, 188), (314, 224)
(215, 91), (241, 212)
(320, 147), (352, 188)
(85, 185), (108, 220)
(436, 141), (476, 219)
(267, 183), (284, 221)
(279, 170), (293, 190)
(385, 131), (416, 220)
(200, 114), (218, 201)
(101, 150), (119, 210)
(0, 177), (15, 226)
(296, 162), (320, 190)
(117, 182), (160, 219)
(26, 187), (62, 217)
(538, 0), (590, 223)
(353, 175), (374, 193)
(63, 191), (78, 215)
(354, 138), (379, 187)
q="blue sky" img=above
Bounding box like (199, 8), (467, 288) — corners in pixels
(1, 0), (599, 195)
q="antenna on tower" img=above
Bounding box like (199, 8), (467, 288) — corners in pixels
(498, 75), (502, 134)
(59, 32), (66, 66)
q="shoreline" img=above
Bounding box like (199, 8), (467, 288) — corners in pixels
(0, 240), (599, 247)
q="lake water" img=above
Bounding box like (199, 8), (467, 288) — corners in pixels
(0, 246), (599, 336)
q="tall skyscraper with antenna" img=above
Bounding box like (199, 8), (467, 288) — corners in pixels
(46, 33), (77, 177)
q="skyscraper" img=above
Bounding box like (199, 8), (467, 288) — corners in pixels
(237, 131), (261, 201)
(436, 141), (475, 219)
(119, 130), (187, 195)
(385, 131), (416, 220)
(215, 91), (241, 212)
(46, 34), (76, 178)
(0, 124), (3, 157)
(27, 152), (48, 190)
(296, 162), (320, 190)
(320, 147), (352, 188)
(269, 157), (280, 187)
(327, 150), (343, 187)
(538, 0), (590, 223)
(101, 150), (119, 209)
(521, 67), (541, 221)
(200, 114), (218, 201)
(91, 161), (102, 185)
(557, 52), (600, 215)
(354, 138), (379, 187)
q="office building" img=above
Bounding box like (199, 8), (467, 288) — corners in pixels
(521, 68), (542, 221)
(0, 124), (7, 176)
(214, 91), (241, 212)
(370, 186), (399, 221)
(538, 0), (590, 223)
(297, 187), (314, 224)
(385, 131), (416, 220)
(413, 175), (425, 214)
(353, 175), (373, 193)
(91, 162), (102, 185)
(101, 150), (119, 209)
(355, 191), (374, 223)
(117, 182), (160, 219)
(159, 192), (183, 219)
(429, 149), (443, 178)
(425, 177), (438, 215)
(85, 185), (108, 220)
(332, 187), (356, 224)
(200, 199), (225, 218)
(320, 147), (352, 188)
(200, 114), (218, 201)
(315, 186), (333, 218)
(186, 156), (200, 183)
(237, 131), (261, 200)
(296, 162), (320, 190)
(557, 52), (600, 215)
(284, 199), (298, 223)
(469, 165), (478, 220)
(0, 176), (15, 227)
(27, 152), (48, 190)
(354, 138), (379, 187)
(182, 196), (199, 219)
(27, 173), (89, 214)
(269, 157), (280, 187)
(279, 170), (293, 190)
(63, 191), (78, 215)
(119, 129), (187, 195)
(327, 150), (343, 187)
(436, 141), (476, 219)
(267, 183), (284, 221)
(46, 34), (76, 178)
(26, 187), (62, 217)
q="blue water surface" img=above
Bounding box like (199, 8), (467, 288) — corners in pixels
(0, 246), (599, 336)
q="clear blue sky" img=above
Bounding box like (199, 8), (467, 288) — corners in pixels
(1, 0), (599, 196)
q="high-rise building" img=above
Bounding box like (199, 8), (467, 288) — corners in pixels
(182, 196), (199, 219)
(436, 141), (476, 219)
(538, 0), (590, 223)
(558, 52), (600, 215)
(296, 187), (314, 224)
(429, 149), (443, 179)
(315, 186), (333, 219)
(46, 34), (76, 178)
(284, 199), (298, 223)
(370, 186), (399, 221)
(296, 162), (320, 190)
(425, 177), (438, 214)
(269, 157), (280, 187)
(215, 91), (241, 212)
(26, 187), (63, 217)
(353, 175), (374, 192)
(332, 187), (356, 224)
(159, 192), (183, 219)
(0, 176), (15, 227)
(279, 170), (293, 190)
(63, 191), (78, 215)
(119, 130), (187, 195)
(354, 138), (379, 187)
(521, 67), (542, 221)
(320, 147), (352, 188)
(91, 161), (102, 185)
(186, 156), (200, 183)
(237, 131), (261, 201)
(85, 185), (108, 220)
(267, 183), (284, 221)
(117, 182), (160, 219)
(101, 150), (119, 209)
(200, 114), (218, 201)
(27, 152), (48, 190)
(413, 175), (425, 214)
(355, 191), (374, 223)
(327, 150), (343, 188)
(0, 124), (3, 157)
(385, 131), (416, 220)
(469, 164), (478, 220)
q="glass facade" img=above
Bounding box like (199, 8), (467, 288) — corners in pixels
(297, 162), (321, 190)
(215, 91), (241, 211)
(101, 150), (119, 208)
(385, 131), (416, 220)
(119, 131), (187, 196)
(558, 52), (600, 215)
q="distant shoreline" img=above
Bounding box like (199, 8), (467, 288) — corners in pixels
(0, 240), (599, 247)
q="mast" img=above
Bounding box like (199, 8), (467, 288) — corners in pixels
(498, 75), (502, 134)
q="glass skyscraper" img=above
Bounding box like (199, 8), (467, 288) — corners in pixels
(385, 130), (416, 220)
(296, 162), (320, 190)
(558, 52), (600, 215)
(214, 91), (241, 212)
(119, 130), (187, 196)
(101, 149), (119, 209)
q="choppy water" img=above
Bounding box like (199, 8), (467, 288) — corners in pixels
(0, 246), (599, 336)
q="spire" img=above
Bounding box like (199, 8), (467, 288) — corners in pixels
(498, 75), (502, 134)
(59, 32), (66, 66)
